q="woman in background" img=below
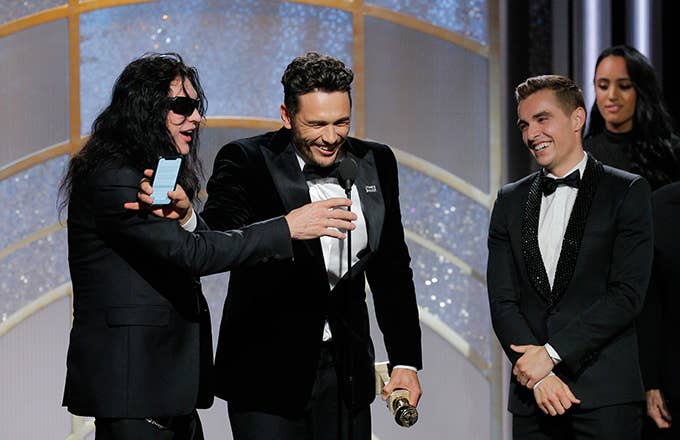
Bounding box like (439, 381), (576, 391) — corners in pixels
(585, 45), (679, 439)
(585, 44), (680, 190)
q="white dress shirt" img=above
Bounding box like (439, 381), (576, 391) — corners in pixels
(535, 152), (588, 386)
(295, 153), (369, 341)
(296, 153), (416, 373)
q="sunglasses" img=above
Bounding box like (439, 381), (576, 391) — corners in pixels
(167, 96), (201, 117)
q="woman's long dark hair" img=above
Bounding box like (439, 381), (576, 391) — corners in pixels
(59, 53), (207, 213)
(586, 45), (679, 188)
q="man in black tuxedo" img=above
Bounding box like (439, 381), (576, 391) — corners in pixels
(487, 75), (653, 439)
(200, 52), (422, 439)
(637, 181), (680, 438)
(61, 53), (357, 440)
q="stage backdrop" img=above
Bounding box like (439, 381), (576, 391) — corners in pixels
(0, 1), (502, 438)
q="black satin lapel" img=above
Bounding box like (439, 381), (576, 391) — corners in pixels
(260, 139), (320, 257)
(551, 155), (603, 302)
(521, 173), (553, 302)
(350, 149), (384, 253)
(260, 142), (311, 212)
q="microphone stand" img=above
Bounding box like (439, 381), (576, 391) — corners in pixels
(337, 157), (357, 440)
(345, 181), (354, 440)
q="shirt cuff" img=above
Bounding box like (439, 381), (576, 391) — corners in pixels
(544, 343), (561, 364)
(392, 365), (418, 372)
(533, 371), (556, 389)
(180, 208), (197, 232)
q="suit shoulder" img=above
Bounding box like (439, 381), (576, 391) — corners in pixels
(601, 164), (648, 188)
(499, 172), (538, 196)
(351, 137), (389, 150)
(92, 162), (140, 188)
(349, 136), (392, 157)
(218, 131), (274, 154)
(652, 181), (680, 205)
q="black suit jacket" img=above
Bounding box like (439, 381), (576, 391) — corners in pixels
(637, 181), (680, 402)
(487, 155), (653, 415)
(62, 162), (292, 418)
(201, 128), (422, 417)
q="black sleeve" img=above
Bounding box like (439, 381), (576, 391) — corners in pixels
(366, 147), (423, 369)
(487, 187), (542, 365)
(94, 166), (292, 276)
(549, 177), (653, 373)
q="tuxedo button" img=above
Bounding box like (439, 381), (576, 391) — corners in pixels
(262, 257), (269, 263)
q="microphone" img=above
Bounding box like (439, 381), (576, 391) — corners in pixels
(337, 156), (358, 439)
(337, 157), (358, 195)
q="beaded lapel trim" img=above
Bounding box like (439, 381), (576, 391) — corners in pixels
(521, 155), (603, 304)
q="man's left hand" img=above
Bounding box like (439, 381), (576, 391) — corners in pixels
(123, 169), (193, 224)
(511, 344), (554, 389)
(381, 368), (422, 407)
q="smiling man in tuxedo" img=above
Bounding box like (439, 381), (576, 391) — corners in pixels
(487, 75), (653, 439)
(200, 52), (422, 439)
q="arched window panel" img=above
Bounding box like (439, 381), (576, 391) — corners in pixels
(406, 239), (491, 364)
(80, 0), (352, 134)
(0, 20), (69, 165)
(0, 229), (69, 323)
(0, 156), (68, 250)
(364, 17), (490, 193)
(399, 166), (489, 275)
(368, 0), (488, 45)
(0, 0), (64, 24)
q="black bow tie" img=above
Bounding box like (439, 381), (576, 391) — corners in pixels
(541, 169), (580, 196)
(302, 163), (340, 181)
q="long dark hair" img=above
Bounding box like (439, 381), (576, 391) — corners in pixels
(59, 53), (207, 213)
(586, 45), (679, 188)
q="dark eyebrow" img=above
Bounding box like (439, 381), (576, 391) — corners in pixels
(517, 110), (551, 128)
(306, 116), (351, 126)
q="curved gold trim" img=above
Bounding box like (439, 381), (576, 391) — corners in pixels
(0, 283), (71, 337)
(77, 0), (156, 13)
(68, 0), (81, 155)
(287, 0), (354, 11)
(392, 147), (491, 208)
(0, 223), (65, 261)
(0, 128), (492, 216)
(419, 306), (492, 375)
(0, 142), (70, 180)
(351, 0), (366, 138)
(487, 0), (502, 198)
(0, 1), (158, 38)
(0, 5), (68, 38)
(363, 4), (488, 56)
(403, 229), (485, 285)
(203, 117), (282, 131)
(1, 1), (488, 54)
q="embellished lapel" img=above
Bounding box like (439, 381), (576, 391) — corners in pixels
(345, 138), (385, 253)
(550, 154), (603, 302)
(521, 172), (553, 302)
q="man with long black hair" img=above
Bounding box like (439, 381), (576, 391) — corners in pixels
(60, 53), (356, 439)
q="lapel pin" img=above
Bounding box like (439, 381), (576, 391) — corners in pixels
(365, 185), (376, 193)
